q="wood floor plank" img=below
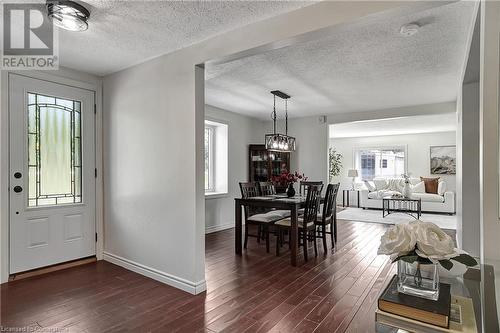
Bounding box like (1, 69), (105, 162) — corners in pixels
(1, 220), (393, 333)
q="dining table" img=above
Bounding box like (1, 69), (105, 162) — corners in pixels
(234, 194), (330, 266)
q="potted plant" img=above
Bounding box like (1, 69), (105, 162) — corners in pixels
(329, 148), (343, 183)
(272, 171), (307, 197)
(378, 221), (477, 300)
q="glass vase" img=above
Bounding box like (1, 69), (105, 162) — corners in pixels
(397, 260), (439, 301)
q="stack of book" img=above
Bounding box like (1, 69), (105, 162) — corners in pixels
(376, 275), (477, 333)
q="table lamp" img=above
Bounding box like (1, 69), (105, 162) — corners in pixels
(347, 169), (358, 190)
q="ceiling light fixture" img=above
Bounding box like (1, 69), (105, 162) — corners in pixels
(265, 90), (296, 152)
(399, 23), (420, 37)
(47, 0), (90, 32)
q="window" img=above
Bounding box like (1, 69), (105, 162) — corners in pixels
(354, 147), (405, 181)
(204, 125), (215, 192)
(27, 92), (82, 207)
(205, 120), (228, 196)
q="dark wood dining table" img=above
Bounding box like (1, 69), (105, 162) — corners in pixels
(234, 195), (330, 266)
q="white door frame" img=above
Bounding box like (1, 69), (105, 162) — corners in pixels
(0, 69), (103, 283)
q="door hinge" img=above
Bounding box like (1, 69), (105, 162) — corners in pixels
(95, 168), (97, 178)
(94, 104), (97, 114)
(95, 233), (98, 242)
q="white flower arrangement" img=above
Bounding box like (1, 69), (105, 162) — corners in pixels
(377, 221), (477, 270)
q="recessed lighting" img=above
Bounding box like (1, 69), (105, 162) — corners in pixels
(400, 23), (420, 37)
(47, 0), (90, 32)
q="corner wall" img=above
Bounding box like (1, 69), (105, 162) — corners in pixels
(457, 82), (480, 257)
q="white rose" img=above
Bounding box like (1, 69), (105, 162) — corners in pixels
(378, 223), (416, 259)
(413, 221), (459, 261)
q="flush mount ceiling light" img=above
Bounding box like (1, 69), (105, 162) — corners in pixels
(265, 90), (296, 153)
(47, 0), (90, 32)
(399, 23), (420, 37)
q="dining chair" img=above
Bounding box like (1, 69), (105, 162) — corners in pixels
(299, 181), (324, 196)
(239, 182), (283, 253)
(314, 183), (340, 253)
(275, 184), (323, 261)
(258, 182), (275, 196)
(258, 182), (290, 219)
(298, 181), (323, 215)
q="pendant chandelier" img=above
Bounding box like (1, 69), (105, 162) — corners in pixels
(265, 90), (296, 152)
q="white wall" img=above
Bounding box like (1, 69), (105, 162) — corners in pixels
(480, 0), (500, 263)
(205, 105), (262, 233)
(479, 3), (500, 329)
(457, 82), (480, 257)
(259, 116), (329, 185)
(102, 1), (410, 294)
(284, 116), (329, 185)
(330, 131), (457, 198)
(456, 4), (480, 258)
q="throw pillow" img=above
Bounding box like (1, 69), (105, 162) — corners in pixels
(386, 178), (403, 192)
(364, 180), (376, 192)
(373, 178), (387, 191)
(411, 181), (426, 193)
(420, 177), (440, 194)
(438, 181), (447, 195)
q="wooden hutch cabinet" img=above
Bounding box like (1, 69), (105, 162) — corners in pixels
(248, 144), (290, 192)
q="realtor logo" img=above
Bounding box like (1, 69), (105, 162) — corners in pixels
(2, 3), (58, 70)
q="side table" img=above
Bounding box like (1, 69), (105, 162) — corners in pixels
(342, 189), (360, 208)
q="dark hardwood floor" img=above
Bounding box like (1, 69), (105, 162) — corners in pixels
(1, 220), (395, 332)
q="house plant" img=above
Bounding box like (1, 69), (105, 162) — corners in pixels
(329, 148), (343, 183)
(272, 171), (307, 197)
(378, 221), (477, 300)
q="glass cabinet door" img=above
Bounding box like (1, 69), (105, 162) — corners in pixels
(250, 148), (268, 182)
(270, 151), (289, 178)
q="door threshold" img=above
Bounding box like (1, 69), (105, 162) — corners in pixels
(9, 256), (97, 281)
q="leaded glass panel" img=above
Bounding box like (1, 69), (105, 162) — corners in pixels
(27, 92), (82, 207)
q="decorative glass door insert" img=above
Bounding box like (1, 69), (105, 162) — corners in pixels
(27, 92), (82, 207)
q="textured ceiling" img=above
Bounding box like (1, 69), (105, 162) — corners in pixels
(330, 113), (456, 138)
(55, 0), (314, 76)
(206, 1), (476, 120)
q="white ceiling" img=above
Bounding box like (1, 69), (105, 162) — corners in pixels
(329, 113), (457, 138)
(54, 0), (314, 76)
(206, 1), (476, 120)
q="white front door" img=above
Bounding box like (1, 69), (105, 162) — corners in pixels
(9, 74), (96, 274)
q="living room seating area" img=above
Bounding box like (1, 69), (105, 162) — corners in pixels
(359, 177), (455, 214)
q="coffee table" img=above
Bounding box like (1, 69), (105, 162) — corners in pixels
(382, 197), (421, 219)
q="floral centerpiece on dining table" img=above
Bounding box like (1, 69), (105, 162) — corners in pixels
(272, 171), (307, 197)
(378, 221), (477, 300)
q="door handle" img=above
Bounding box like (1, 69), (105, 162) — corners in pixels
(13, 186), (22, 193)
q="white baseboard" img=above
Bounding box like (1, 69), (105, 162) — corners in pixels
(205, 222), (234, 234)
(103, 252), (206, 295)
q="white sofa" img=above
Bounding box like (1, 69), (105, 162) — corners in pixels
(359, 177), (455, 214)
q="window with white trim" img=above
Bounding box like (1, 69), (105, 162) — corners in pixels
(204, 125), (215, 192)
(205, 120), (228, 195)
(354, 146), (406, 181)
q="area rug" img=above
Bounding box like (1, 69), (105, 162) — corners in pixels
(337, 207), (457, 230)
